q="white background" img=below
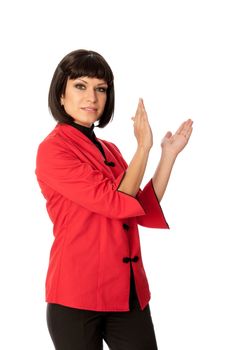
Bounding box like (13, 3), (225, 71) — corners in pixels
(0, 0), (232, 349)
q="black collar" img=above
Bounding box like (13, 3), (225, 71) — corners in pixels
(67, 121), (96, 141)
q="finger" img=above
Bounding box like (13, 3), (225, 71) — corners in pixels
(139, 98), (146, 117)
(134, 98), (150, 132)
(140, 98), (145, 110)
(185, 125), (193, 140)
(180, 125), (193, 141)
(161, 131), (172, 144)
(140, 98), (149, 119)
(182, 120), (193, 137)
(176, 121), (187, 135)
(176, 119), (193, 136)
(184, 119), (193, 132)
(134, 100), (145, 130)
(134, 99), (143, 121)
(164, 131), (172, 139)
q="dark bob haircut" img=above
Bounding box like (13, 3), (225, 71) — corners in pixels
(48, 49), (114, 128)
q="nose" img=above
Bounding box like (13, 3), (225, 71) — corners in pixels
(86, 88), (97, 103)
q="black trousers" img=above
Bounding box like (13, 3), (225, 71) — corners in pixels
(47, 272), (158, 350)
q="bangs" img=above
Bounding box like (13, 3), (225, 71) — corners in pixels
(68, 54), (113, 85)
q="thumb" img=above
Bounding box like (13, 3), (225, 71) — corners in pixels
(164, 131), (172, 139)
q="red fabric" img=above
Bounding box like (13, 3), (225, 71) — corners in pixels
(36, 123), (169, 311)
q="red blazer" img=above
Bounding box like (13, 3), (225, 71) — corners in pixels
(36, 123), (169, 312)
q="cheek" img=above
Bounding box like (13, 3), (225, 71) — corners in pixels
(65, 93), (80, 108)
(101, 95), (107, 109)
(63, 96), (79, 116)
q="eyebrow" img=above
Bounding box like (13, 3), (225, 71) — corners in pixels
(77, 78), (108, 86)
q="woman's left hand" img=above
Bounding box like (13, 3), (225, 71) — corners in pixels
(161, 119), (193, 157)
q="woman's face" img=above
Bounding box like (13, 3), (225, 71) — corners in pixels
(61, 76), (108, 127)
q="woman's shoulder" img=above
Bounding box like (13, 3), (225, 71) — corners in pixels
(37, 124), (74, 156)
(38, 123), (81, 147)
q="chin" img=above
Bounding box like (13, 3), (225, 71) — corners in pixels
(72, 112), (100, 126)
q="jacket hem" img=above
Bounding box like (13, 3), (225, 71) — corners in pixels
(45, 299), (132, 312)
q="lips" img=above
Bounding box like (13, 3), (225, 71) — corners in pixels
(81, 107), (97, 112)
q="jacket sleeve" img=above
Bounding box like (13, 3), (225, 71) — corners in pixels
(136, 179), (169, 228)
(35, 139), (146, 219)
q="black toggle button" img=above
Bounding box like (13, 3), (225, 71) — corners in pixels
(104, 160), (115, 167)
(122, 256), (139, 263)
(123, 223), (130, 231)
(131, 256), (139, 263)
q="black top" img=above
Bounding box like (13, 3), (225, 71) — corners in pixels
(68, 121), (95, 140)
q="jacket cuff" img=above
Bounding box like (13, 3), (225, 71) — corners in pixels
(136, 179), (169, 228)
(114, 172), (146, 218)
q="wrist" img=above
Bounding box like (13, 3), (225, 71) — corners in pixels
(137, 144), (152, 153)
(160, 149), (177, 163)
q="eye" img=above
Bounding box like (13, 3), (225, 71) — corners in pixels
(96, 87), (108, 93)
(74, 83), (86, 90)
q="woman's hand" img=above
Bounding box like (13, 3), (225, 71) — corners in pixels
(152, 119), (193, 201)
(132, 98), (153, 151)
(161, 119), (193, 157)
(117, 99), (152, 196)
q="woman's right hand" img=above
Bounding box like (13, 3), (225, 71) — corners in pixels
(131, 98), (153, 151)
(118, 99), (152, 196)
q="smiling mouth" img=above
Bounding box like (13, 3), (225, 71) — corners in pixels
(81, 107), (97, 112)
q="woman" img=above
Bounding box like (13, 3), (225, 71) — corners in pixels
(36, 49), (193, 350)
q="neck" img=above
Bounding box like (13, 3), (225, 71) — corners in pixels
(73, 121), (93, 129)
